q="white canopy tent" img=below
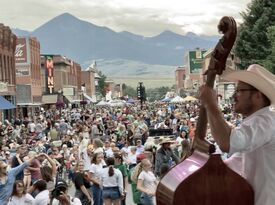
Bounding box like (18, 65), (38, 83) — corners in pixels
(182, 96), (198, 102)
(170, 96), (185, 103)
(96, 100), (109, 106)
(108, 99), (126, 107)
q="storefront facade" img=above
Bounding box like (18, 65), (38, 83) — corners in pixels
(0, 24), (17, 121)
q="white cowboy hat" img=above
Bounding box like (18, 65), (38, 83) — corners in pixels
(222, 64), (275, 106)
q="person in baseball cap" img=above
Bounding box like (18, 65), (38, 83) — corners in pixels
(51, 179), (81, 205)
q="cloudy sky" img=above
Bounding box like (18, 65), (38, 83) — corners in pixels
(1, 0), (252, 36)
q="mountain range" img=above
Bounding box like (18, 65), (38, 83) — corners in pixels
(12, 13), (219, 83)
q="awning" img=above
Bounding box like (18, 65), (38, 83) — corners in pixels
(17, 103), (43, 106)
(183, 96), (198, 102)
(161, 97), (172, 102)
(83, 93), (96, 103)
(0, 96), (16, 109)
(96, 100), (109, 106)
(64, 95), (74, 103)
(42, 94), (58, 104)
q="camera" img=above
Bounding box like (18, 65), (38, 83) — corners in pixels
(52, 186), (66, 198)
(51, 180), (68, 198)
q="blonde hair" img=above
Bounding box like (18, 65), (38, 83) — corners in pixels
(131, 163), (142, 184)
(141, 159), (150, 168)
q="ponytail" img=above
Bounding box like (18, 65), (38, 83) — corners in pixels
(106, 157), (115, 177)
(108, 165), (114, 177)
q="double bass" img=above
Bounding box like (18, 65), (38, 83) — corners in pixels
(156, 16), (254, 205)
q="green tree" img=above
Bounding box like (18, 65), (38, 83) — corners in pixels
(122, 83), (127, 91)
(235, 0), (275, 70)
(122, 83), (136, 98)
(263, 26), (275, 73)
(98, 71), (107, 97)
(146, 86), (170, 102)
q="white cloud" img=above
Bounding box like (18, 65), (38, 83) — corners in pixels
(0, 0), (252, 36)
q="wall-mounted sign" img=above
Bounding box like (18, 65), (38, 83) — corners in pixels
(0, 82), (8, 92)
(45, 56), (54, 94)
(63, 87), (74, 96)
(225, 84), (235, 99)
(15, 38), (28, 63)
(16, 65), (30, 76)
(188, 50), (207, 74)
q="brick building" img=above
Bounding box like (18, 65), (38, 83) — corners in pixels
(175, 66), (186, 95)
(202, 49), (238, 103)
(0, 24), (17, 120)
(41, 55), (81, 107)
(15, 37), (42, 117)
(184, 48), (207, 90)
(81, 63), (97, 103)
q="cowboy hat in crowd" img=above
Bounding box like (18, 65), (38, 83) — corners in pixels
(159, 138), (175, 145)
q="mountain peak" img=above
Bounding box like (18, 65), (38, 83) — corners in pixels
(33, 12), (84, 33)
(160, 30), (177, 36)
(49, 12), (80, 24)
(19, 13), (217, 69)
(60, 12), (74, 16)
(162, 30), (174, 34)
(186, 32), (198, 37)
(152, 30), (184, 41)
(155, 30), (183, 39)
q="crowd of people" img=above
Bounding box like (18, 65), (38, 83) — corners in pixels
(0, 98), (240, 205)
(0, 64), (274, 205)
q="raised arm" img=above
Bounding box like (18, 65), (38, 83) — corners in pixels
(39, 153), (57, 176)
(9, 155), (37, 177)
(199, 85), (231, 152)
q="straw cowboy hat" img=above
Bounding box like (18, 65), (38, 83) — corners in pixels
(222, 64), (275, 106)
(159, 138), (175, 145)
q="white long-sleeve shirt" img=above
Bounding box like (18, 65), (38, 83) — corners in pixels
(229, 106), (275, 205)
